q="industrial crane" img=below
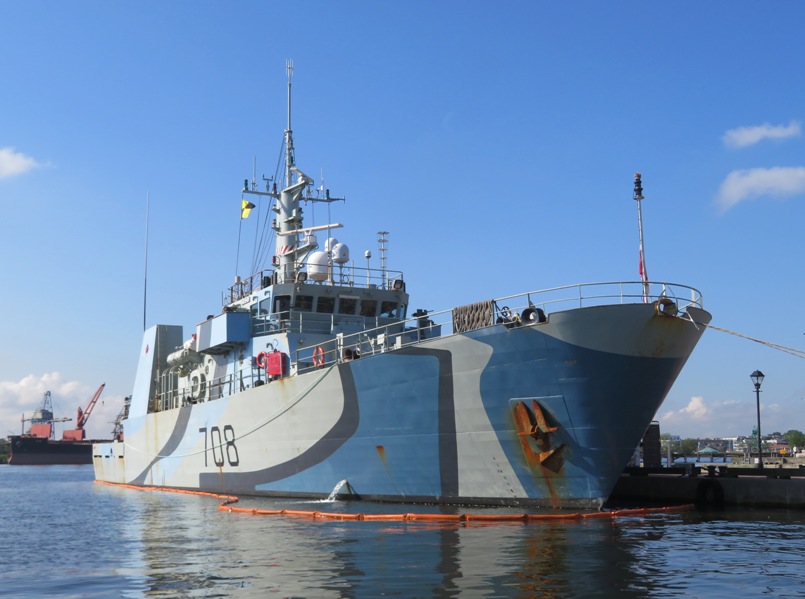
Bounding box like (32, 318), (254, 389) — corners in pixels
(21, 390), (71, 439)
(62, 383), (105, 441)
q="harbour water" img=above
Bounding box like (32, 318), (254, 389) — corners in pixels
(2, 466), (804, 598)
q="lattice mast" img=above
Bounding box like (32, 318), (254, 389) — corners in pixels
(378, 231), (389, 286)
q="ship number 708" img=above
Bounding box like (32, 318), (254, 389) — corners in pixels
(199, 425), (240, 467)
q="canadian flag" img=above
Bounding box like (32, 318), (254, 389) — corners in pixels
(638, 249), (647, 281)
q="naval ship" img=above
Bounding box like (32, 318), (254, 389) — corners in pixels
(93, 64), (710, 508)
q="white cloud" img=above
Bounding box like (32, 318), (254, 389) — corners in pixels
(660, 396), (710, 424)
(715, 166), (805, 211)
(681, 396), (710, 419)
(0, 147), (41, 179)
(722, 120), (801, 149)
(658, 397), (793, 439)
(661, 396), (738, 425)
(681, 396), (712, 420)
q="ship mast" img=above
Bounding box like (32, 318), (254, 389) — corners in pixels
(238, 61), (347, 286)
(273, 59), (309, 283)
(270, 60), (344, 284)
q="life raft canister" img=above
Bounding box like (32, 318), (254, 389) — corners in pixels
(267, 350), (288, 378)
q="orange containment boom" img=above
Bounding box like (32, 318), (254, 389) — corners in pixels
(95, 481), (695, 525)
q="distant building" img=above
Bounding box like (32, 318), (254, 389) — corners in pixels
(697, 438), (730, 454)
(769, 440), (789, 455)
(719, 437), (740, 452)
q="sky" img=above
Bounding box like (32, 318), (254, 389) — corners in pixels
(1, 1), (804, 442)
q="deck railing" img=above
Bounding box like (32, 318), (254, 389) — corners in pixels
(223, 267), (405, 306)
(152, 280), (704, 409)
(294, 281), (704, 374)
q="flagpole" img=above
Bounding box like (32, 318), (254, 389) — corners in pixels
(633, 173), (649, 302)
(236, 201), (243, 279)
(236, 194), (258, 278)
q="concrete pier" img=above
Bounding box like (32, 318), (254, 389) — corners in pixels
(608, 466), (805, 509)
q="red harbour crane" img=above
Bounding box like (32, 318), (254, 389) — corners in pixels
(62, 383), (105, 441)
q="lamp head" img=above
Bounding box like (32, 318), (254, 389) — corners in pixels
(750, 370), (765, 389)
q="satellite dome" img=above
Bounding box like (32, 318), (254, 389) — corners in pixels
(307, 251), (329, 282)
(331, 242), (350, 264)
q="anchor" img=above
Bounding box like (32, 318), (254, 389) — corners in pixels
(513, 400), (566, 473)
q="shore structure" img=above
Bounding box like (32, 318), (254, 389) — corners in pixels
(611, 463), (805, 509)
(9, 387), (109, 466)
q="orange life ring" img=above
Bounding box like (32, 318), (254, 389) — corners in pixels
(312, 346), (325, 368)
(256, 351), (269, 369)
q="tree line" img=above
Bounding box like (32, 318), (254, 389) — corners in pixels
(662, 429), (805, 456)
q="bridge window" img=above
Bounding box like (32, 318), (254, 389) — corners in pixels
(295, 295), (314, 312)
(380, 301), (399, 318)
(274, 295), (291, 318)
(360, 300), (378, 317)
(316, 296), (335, 314)
(338, 297), (357, 315)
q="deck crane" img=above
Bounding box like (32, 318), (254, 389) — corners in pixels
(62, 383), (105, 441)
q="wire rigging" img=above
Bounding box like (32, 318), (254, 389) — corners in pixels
(246, 136), (289, 276)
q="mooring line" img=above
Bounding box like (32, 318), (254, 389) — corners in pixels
(95, 480), (694, 524)
(700, 322), (805, 360)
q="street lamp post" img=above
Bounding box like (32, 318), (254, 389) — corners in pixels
(750, 370), (765, 469)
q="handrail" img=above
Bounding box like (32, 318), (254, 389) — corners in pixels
(224, 266), (406, 307)
(294, 281), (705, 373)
(153, 369), (266, 412)
(154, 280), (704, 407)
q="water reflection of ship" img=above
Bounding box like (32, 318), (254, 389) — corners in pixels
(119, 489), (672, 597)
(9, 386), (109, 465)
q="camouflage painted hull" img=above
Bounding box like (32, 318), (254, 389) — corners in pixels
(94, 302), (709, 509)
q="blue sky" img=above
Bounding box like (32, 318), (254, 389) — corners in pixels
(2, 2), (804, 442)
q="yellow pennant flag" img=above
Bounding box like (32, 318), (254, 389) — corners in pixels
(241, 200), (256, 219)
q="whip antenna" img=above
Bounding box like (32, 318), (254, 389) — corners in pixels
(143, 192), (150, 331)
